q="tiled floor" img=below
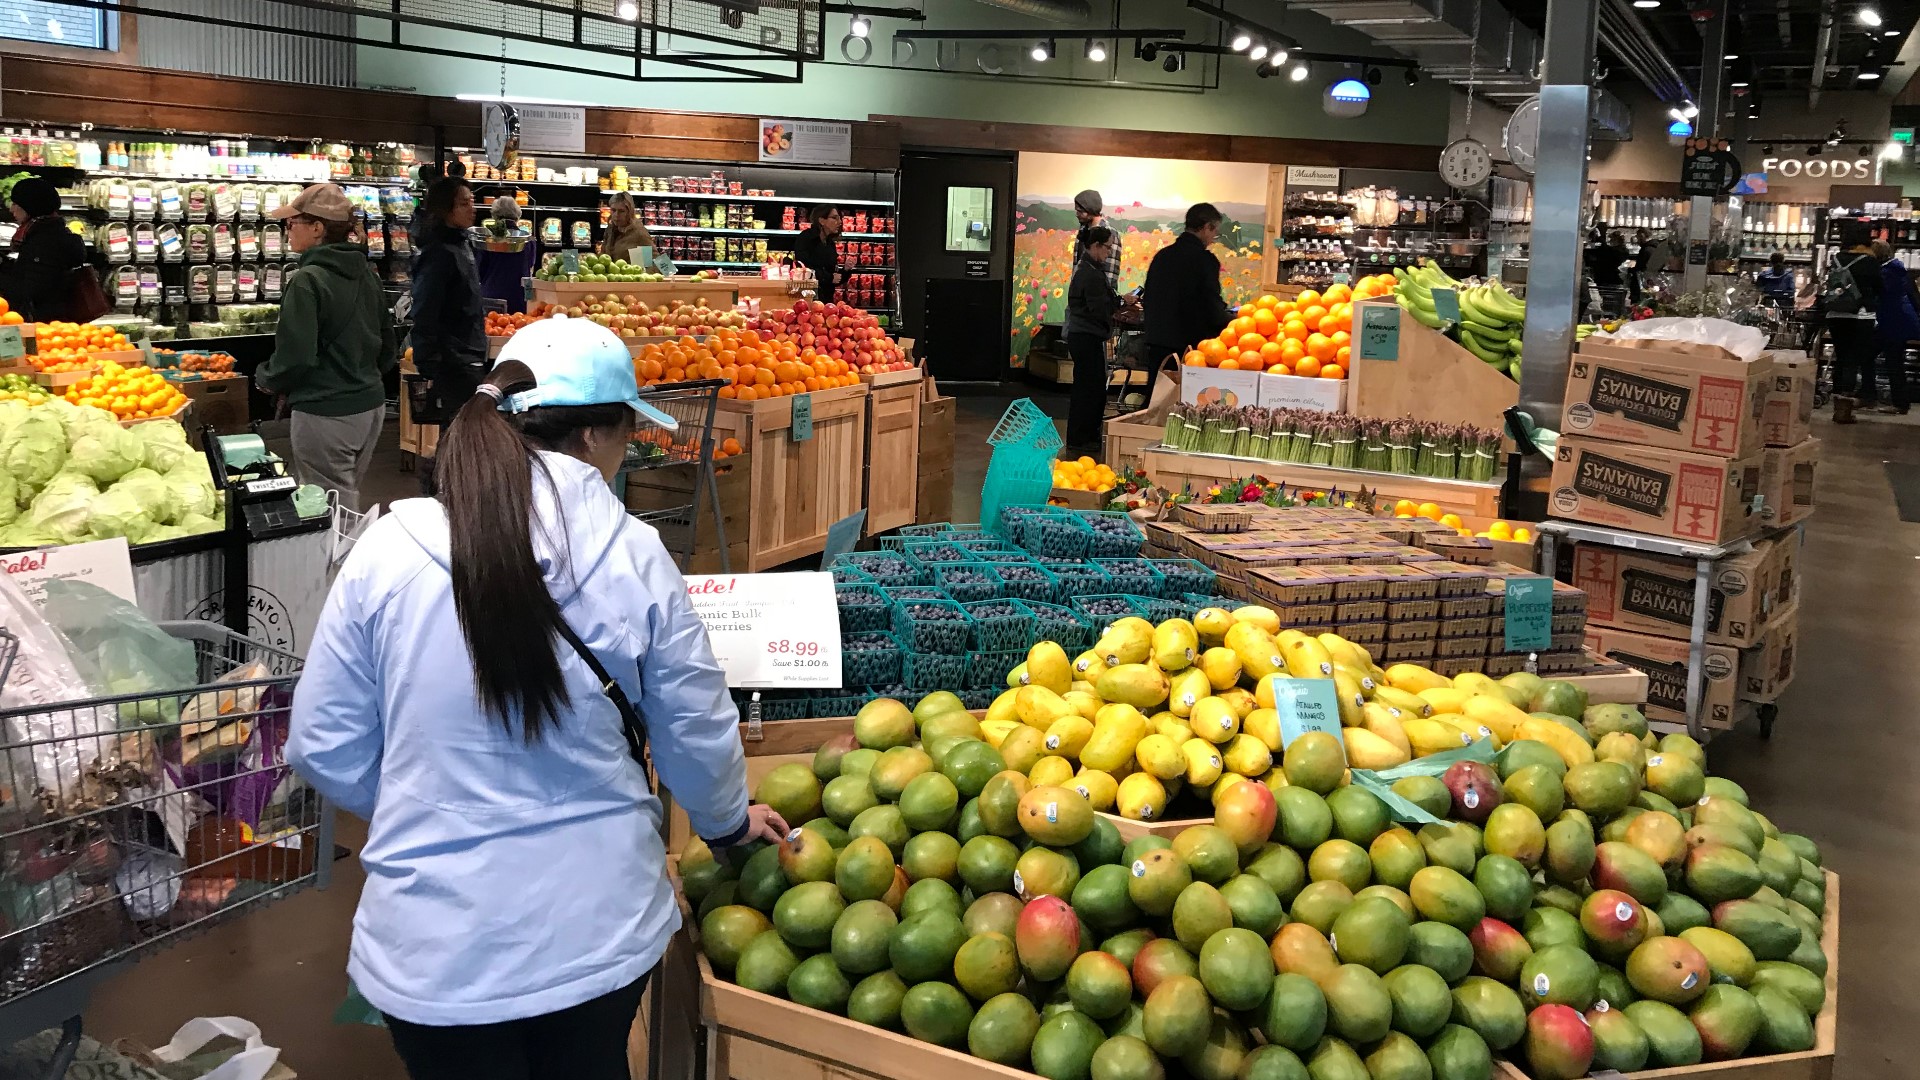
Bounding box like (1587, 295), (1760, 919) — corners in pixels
(65, 391), (1899, 1078)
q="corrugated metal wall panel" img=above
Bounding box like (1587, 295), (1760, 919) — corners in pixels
(137, 0), (356, 88)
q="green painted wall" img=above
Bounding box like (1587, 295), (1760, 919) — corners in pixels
(354, 0), (1448, 146)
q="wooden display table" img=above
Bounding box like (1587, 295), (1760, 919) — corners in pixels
(1141, 446), (1505, 518)
(532, 278), (739, 307)
(1348, 298), (1519, 427)
(861, 366), (925, 535)
(711, 382), (869, 569)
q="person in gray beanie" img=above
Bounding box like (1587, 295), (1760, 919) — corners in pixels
(1072, 189), (1120, 295)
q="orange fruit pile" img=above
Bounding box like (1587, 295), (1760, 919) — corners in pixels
(62, 361), (188, 420)
(1184, 274), (1397, 381)
(0, 298), (19, 325)
(484, 311), (540, 338)
(28, 321), (134, 372)
(634, 328), (861, 401)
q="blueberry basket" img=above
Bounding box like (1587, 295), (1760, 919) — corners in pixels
(1124, 592), (1185, 624)
(882, 585), (952, 605)
(1025, 599), (1093, 651)
(866, 682), (911, 704)
(834, 551), (924, 587)
(811, 689), (866, 718)
(1074, 510), (1146, 558)
(991, 561), (1060, 603)
(892, 599), (974, 654)
(999, 504), (1052, 541)
(842, 631), (904, 685)
(1152, 557), (1217, 598)
(1072, 594), (1140, 627)
(835, 582), (891, 633)
(903, 540), (979, 567)
(1044, 559), (1112, 601)
(1029, 508), (1093, 560)
(902, 650), (968, 691)
(898, 522), (956, 537)
(971, 548), (1037, 565)
(930, 562), (1003, 604)
(970, 651), (1023, 688)
(831, 564), (874, 585)
(1184, 593), (1246, 612)
(1094, 558), (1166, 598)
(733, 689), (810, 721)
(959, 688), (1002, 710)
(964, 598), (1039, 651)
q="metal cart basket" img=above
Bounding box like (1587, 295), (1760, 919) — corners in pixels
(0, 622), (324, 1080)
(620, 377), (730, 572)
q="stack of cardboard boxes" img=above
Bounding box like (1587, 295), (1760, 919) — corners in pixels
(1141, 506), (1599, 678)
(1552, 337), (1810, 728)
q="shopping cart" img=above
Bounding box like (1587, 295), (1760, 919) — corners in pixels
(0, 623), (323, 1080)
(620, 378), (728, 571)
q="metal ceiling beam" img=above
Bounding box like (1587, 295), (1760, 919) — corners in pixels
(1811, 2), (1835, 106)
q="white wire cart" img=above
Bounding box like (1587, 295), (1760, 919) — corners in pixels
(0, 622), (326, 1080)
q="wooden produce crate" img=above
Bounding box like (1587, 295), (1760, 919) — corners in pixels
(1347, 299), (1519, 428)
(33, 365), (96, 388)
(1141, 447), (1504, 518)
(711, 382), (869, 569)
(532, 278), (738, 307)
(1051, 485), (1115, 511)
(169, 375), (249, 435)
(732, 278), (802, 306)
(699, 951), (1037, 1080)
(917, 382), (956, 524)
(864, 377), (921, 535)
(624, 459), (748, 574)
(1494, 870), (1838, 1080)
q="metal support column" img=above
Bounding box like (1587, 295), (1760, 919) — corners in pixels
(1683, 0), (1731, 293)
(1516, 0), (1599, 458)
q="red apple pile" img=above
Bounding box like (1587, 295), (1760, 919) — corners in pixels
(758, 300), (914, 375)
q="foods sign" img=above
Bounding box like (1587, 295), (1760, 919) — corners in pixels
(1759, 154), (1875, 181)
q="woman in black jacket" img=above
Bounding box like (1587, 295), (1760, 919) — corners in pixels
(1065, 226), (1124, 453)
(0, 178), (90, 322)
(792, 205), (842, 304)
(408, 178), (488, 492)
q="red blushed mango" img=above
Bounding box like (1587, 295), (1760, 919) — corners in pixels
(1213, 780), (1277, 856)
(1581, 889), (1648, 953)
(1525, 1004), (1596, 1080)
(1130, 936), (1198, 997)
(1469, 917), (1533, 982)
(1015, 894), (1080, 981)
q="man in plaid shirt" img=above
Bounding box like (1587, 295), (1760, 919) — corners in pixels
(1073, 189), (1121, 293)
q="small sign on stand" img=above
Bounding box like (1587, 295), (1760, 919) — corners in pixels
(1358, 305), (1401, 361)
(1503, 576), (1554, 653)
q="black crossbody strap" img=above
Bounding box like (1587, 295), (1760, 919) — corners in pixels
(553, 619), (648, 767)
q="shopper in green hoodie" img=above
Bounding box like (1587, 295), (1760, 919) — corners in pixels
(261, 183), (397, 512)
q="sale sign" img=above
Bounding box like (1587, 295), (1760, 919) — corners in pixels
(684, 572), (844, 688)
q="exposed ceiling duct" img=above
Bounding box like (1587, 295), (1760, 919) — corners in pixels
(1810, 3), (1835, 106)
(970, 0), (1093, 23)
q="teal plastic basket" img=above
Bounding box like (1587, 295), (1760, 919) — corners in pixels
(982, 400), (1063, 537)
(989, 397), (1066, 453)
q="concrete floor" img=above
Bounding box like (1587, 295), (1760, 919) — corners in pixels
(56, 389), (1895, 1077)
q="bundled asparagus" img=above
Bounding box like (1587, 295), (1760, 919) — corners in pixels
(1329, 414), (1362, 471)
(1361, 418), (1390, 473)
(1246, 407), (1272, 460)
(1387, 419), (1418, 475)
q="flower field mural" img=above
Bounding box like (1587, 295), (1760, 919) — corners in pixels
(1012, 153), (1270, 365)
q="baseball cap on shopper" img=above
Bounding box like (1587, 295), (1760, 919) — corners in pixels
(495, 315), (677, 430)
(270, 182), (358, 222)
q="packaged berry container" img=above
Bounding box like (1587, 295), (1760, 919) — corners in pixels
(1073, 510), (1145, 558)
(930, 562), (1002, 604)
(963, 598), (1038, 652)
(835, 583), (890, 632)
(891, 599), (973, 654)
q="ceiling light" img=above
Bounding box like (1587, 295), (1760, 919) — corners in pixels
(1031, 38), (1054, 62)
(1732, 79), (1750, 87)
(1683, 102), (1699, 118)
(1290, 60), (1311, 81)
(616, 0), (638, 18)
(1888, 28), (1903, 36)
(1724, 53), (1738, 60)
(1329, 77), (1372, 102)
(1884, 141), (1906, 160)
(850, 13), (869, 37)
(1271, 47), (1290, 66)
(1669, 107), (1689, 122)
(1085, 38), (1106, 62)
(1861, 8), (1883, 26)
(1365, 65), (1383, 85)
(1255, 60), (1279, 78)
(1139, 42), (1159, 61)
(1860, 70), (1883, 79)
(1668, 120), (1694, 137)
(1250, 42), (1269, 61)
(1163, 51), (1186, 72)
(1631, 0), (1660, 8)
(1231, 30), (1252, 51)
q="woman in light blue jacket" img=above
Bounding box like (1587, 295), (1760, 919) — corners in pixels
(289, 316), (785, 1079)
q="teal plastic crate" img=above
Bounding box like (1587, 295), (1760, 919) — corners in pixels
(1024, 599), (1093, 651)
(901, 651), (967, 691)
(963, 598), (1038, 651)
(930, 562), (1003, 604)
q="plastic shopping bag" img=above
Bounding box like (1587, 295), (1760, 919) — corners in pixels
(1347, 739), (1500, 824)
(141, 1016), (282, 1080)
(38, 576), (195, 727)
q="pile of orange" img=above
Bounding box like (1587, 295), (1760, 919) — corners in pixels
(484, 311), (540, 338)
(1184, 274), (1396, 381)
(28, 321), (135, 373)
(634, 328), (861, 401)
(0, 298), (20, 325)
(62, 361), (188, 420)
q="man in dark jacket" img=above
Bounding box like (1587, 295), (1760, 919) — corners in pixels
(0, 177), (90, 323)
(260, 183), (396, 513)
(793, 205), (842, 304)
(1143, 203), (1232, 364)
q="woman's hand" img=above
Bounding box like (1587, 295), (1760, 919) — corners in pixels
(742, 803), (790, 845)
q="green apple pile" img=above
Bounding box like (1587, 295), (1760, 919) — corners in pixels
(680, 689), (1830, 1080)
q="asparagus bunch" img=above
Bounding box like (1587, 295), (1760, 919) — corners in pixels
(1362, 418), (1390, 473)
(1329, 414), (1362, 471)
(1246, 407), (1272, 461)
(1387, 419), (1418, 475)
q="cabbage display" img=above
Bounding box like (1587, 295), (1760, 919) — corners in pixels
(0, 400), (225, 550)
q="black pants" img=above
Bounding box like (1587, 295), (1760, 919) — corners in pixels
(1876, 332), (1912, 408)
(1829, 317), (1880, 400)
(1066, 331), (1109, 451)
(383, 973), (649, 1080)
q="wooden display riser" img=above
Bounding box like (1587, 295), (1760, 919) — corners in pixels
(865, 377), (921, 534)
(1141, 446), (1505, 518)
(532, 278), (740, 306)
(1496, 871), (1838, 1080)
(1347, 298), (1520, 427)
(711, 382), (870, 569)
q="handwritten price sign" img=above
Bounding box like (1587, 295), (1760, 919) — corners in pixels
(685, 572), (843, 687)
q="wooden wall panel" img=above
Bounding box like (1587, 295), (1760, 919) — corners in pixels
(879, 114), (1444, 170)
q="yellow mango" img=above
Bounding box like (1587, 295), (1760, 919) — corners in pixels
(1070, 768), (1119, 811)
(1094, 617), (1154, 666)
(1134, 733), (1186, 779)
(1335, 662), (1379, 694)
(1181, 738), (1225, 786)
(1070, 680), (1097, 696)
(1227, 622), (1285, 679)
(1042, 715), (1095, 758)
(1343, 727), (1412, 770)
(1231, 605), (1281, 635)
(986, 688), (1020, 728)
(1461, 693), (1531, 743)
(1518, 716), (1597, 769)
(1025, 640), (1073, 695)
(1193, 607), (1236, 648)
(1152, 619), (1199, 672)
(1115, 772), (1169, 821)
(1417, 687), (1476, 715)
(1385, 663), (1452, 693)
(1359, 703), (1413, 757)
(1217, 687), (1258, 720)
(1319, 632), (1374, 672)
(1095, 664), (1171, 710)
(1189, 696), (1242, 745)
(1222, 733), (1273, 777)
(1283, 635), (1336, 680)
(980, 718), (1022, 748)
(1370, 685), (1433, 717)
(1244, 707), (1283, 751)
(1332, 671), (1368, 727)
(1004, 661), (1029, 690)
(1405, 718), (1471, 757)
(1167, 668), (1212, 718)
(1081, 705), (1150, 772)
(1016, 685), (1076, 729)
(1198, 647), (1243, 692)
(1254, 672), (1288, 710)
(1063, 690), (1104, 721)
(1071, 650), (1109, 683)
(1028, 754), (1077, 788)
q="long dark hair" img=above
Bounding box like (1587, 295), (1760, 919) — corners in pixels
(438, 360), (632, 742)
(421, 178), (470, 240)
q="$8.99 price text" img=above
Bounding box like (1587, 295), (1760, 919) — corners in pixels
(765, 639), (829, 667)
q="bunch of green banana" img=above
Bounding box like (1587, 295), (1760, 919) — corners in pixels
(1389, 263), (1460, 330)
(1388, 263), (1529, 380)
(1575, 323), (1598, 341)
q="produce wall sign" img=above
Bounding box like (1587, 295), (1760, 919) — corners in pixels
(505, 103), (585, 153)
(685, 572), (844, 687)
(759, 120), (852, 166)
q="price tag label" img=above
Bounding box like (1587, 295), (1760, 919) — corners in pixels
(790, 391), (814, 441)
(1357, 304), (1400, 361)
(821, 510), (866, 566)
(1430, 286), (1461, 325)
(1269, 677), (1346, 749)
(560, 249), (579, 275)
(1504, 576), (1554, 653)
(684, 572), (843, 687)
(0, 326), (24, 362)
